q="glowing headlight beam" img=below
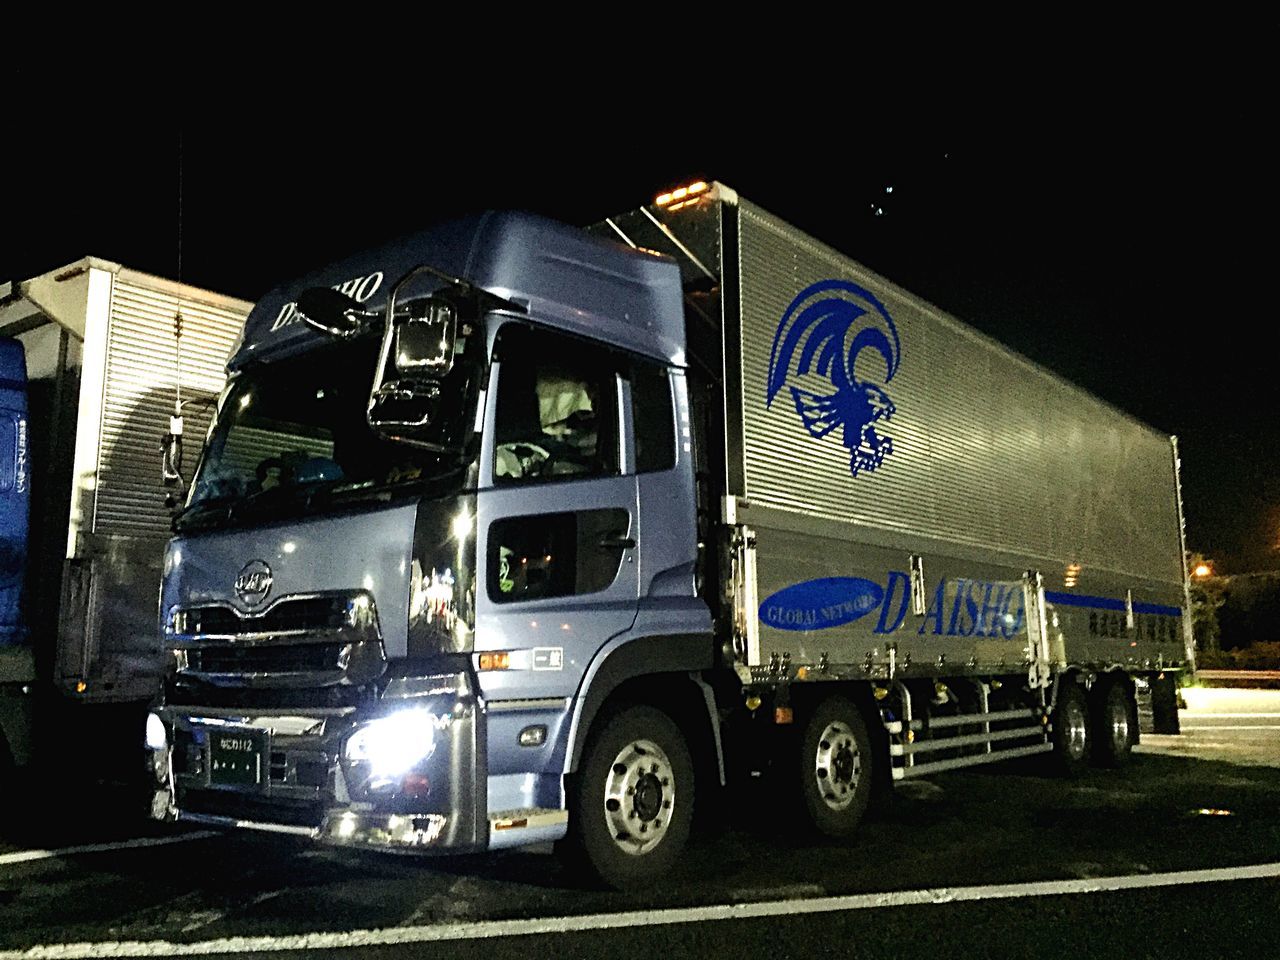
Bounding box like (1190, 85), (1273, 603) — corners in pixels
(344, 709), (438, 777)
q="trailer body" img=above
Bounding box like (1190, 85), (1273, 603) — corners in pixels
(601, 193), (1190, 683)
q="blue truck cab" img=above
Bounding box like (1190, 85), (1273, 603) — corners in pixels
(151, 212), (713, 885)
(150, 185), (1192, 888)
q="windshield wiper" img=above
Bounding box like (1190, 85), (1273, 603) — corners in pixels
(175, 483), (317, 531)
(173, 493), (239, 529)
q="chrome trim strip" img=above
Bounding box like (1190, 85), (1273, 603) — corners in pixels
(171, 706), (357, 719)
(170, 589), (364, 621)
(176, 811), (319, 837)
(171, 628), (374, 647)
(489, 807), (568, 828)
(486, 697), (571, 713)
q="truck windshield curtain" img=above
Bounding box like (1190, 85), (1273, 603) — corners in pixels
(181, 336), (479, 528)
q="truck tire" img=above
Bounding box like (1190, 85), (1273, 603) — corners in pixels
(1090, 678), (1136, 768)
(799, 696), (873, 839)
(1049, 681), (1091, 776)
(565, 705), (693, 889)
(1149, 672), (1181, 734)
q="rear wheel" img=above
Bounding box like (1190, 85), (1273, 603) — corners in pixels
(565, 705), (693, 889)
(798, 696), (873, 839)
(1091, 677), (1136, 768)
(1049, 681), (1091, 775)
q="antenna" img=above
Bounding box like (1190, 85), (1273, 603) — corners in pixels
(176, 129), (183, 284)
(174, 130), (184, 414)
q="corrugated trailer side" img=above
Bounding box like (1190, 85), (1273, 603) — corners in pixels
(3, 260), (250, 701)
(725, 197), (1188, 679)
(594, 186), (1190, 683)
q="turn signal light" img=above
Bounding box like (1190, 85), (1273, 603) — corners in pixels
(401, 773), (431, 799)
(478, 652), (510, 671)
(774, 706), (794, 725)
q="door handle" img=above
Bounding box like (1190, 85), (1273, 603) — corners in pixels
(597, 533), (636, 550)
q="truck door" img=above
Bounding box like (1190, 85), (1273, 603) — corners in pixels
(474, 324), (640, 700)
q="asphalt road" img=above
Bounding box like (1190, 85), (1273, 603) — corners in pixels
(2, 689), (1278, 959)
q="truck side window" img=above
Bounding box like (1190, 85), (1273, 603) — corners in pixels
(488, 508), (628, 603)
(492, 326), (619, 484)
(631, 363), (676, 473)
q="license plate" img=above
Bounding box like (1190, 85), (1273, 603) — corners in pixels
(210, 729), (264, 787)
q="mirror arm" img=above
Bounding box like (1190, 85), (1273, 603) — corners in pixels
(296, 306), (379, 339)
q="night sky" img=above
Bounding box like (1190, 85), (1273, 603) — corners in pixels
(2, 74), (1273, 573)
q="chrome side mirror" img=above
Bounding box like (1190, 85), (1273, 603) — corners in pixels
(367, 296), (458, 430)
(393, 298), (458, 375)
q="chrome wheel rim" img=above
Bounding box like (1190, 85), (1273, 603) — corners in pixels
(1063, 697), (1089, 759)
(813, 720), (861, 811)
(1108, 695), (1131, 754)
(602, 738), (674, 856)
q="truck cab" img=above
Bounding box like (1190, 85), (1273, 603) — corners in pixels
(152, 212), (713, 884)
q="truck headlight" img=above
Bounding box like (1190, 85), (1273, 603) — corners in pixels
(344, 708), (438, 777)
(145, 712), (168, 751)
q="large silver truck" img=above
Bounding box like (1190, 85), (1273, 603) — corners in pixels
(146, 182), (1192, 887)
(0, 260), (248, 786)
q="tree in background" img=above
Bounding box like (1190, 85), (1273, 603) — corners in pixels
(1187, 553), (1225, 653)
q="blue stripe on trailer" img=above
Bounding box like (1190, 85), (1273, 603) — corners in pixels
(1043, 591), (1181, 617)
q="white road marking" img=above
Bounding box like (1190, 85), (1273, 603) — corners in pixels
(0, 832), (216, 867)
(1182, 725), (1280, 730)
(1181, 712), (1280, 718)
(4, 860), (1280, 957)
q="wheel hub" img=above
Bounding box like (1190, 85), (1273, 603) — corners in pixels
(1063, 698), (1088, 759)
(602, 738), (674, 856)
(633, 773), (663, 821)
(1109, 696), (1131, 753)
(813, 720), (861, 811)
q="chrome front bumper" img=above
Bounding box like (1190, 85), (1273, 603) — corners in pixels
(166, 808), (450, 849)
(150, 671), (485, 853)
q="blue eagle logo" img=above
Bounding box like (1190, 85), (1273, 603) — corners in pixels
(766, 279), (901, 477)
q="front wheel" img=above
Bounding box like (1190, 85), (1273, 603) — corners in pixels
(799, 696), (874, 839)
(565, 705), (693, 889)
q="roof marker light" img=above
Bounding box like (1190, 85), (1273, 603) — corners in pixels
(655, 180), (710, 207)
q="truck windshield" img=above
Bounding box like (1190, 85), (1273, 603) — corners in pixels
(179, 335), (481, 531)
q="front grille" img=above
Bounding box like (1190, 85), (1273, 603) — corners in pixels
(177, 596), (351, 636)
(165, 681), (373, 709)
(187, 643), (348, 675)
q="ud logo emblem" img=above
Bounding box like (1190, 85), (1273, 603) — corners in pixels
(234, 560), (273, 607)
(766, 279), (901, 477)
